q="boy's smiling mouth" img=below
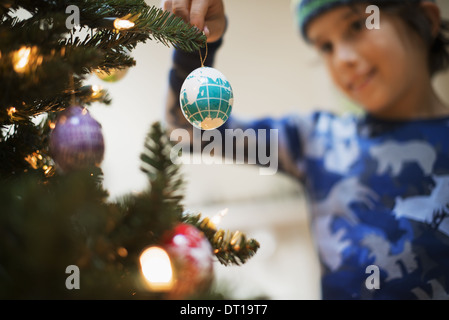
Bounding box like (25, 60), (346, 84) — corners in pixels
(347, 68), (377, 93)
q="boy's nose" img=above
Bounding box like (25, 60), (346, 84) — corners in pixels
(334, 43), (359, 69)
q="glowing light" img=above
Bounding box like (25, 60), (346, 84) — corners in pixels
(117, 247), (128, 258)
(13, 47), (32, 73)
(114, 19), (135, 30)
(24, 154), (38, 169)
(7, 107), (16, 117)
(44, 166), (53, 176)
(139, 246), (174, 292)
(91, 85), (103, 99)
(210, 208), (228, 228)
(12, 46), (42, 73)
(230, 231), (243, 251)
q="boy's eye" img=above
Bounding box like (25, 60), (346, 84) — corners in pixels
(350, 19), (364, 33)
(319, 42), (333, 54)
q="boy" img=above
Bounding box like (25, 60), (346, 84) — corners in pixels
(163, 0), (449, 299)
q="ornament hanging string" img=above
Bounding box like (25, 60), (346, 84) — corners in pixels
(69, 73), (76, 106)
(69, 31), (76, 106)
(198, 37), (208, 67)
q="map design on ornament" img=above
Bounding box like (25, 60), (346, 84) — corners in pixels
(180, 67), (233, 130)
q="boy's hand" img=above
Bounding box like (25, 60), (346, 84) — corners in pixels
(161, 0), (226, 43)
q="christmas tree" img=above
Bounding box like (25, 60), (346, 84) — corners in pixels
(0, 0), (259, 299)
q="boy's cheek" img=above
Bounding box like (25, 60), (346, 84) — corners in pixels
(328, 68), (349, 95)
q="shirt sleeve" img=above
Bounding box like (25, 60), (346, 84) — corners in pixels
(216, 112), (309, 180)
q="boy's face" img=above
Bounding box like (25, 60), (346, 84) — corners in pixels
(307, 5), (429, 118)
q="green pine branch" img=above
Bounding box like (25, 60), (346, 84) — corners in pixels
(131, 5), (207, 52)
(0, 0), (206, 178)
(140, 121), (186, 214)
(182, 212), (260, 267)
(0, 118), (261, 299)
(1, 2), (205, 113)
(76, 1), (207, 53)
(109, 122), (185, 262)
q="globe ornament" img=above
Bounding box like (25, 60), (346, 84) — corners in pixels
(180, 67), (233, 130)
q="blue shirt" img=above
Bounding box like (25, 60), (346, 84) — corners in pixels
(218, 110), (449, 300)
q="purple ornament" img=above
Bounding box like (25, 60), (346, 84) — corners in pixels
(50, 105), (105, 172)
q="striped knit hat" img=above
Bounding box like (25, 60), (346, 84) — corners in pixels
(295, 0), (436, 41)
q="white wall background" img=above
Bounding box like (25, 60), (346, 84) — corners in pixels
(87, 0), (449, 300)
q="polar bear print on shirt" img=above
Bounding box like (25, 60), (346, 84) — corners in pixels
(393, 175), (449, 237)
(305, 113), (361, 175)
(369, 141), (436, 177)
(361, 233), (418, 281)
(312, 177), (380, 270)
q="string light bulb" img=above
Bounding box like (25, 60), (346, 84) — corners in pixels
(12, 46), (42, 73)
(139, 246), (174, 292)
(210, 208), (228, 228)
(113, 18), (135, 30)
(13, 47), (31, 73)
(24, 153), (39, 169)
(91, 85), (103, 99)
(201, 208), (229, 230)
(7, 107), (16, 118)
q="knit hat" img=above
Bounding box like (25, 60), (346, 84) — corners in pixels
(295, 0), (436, 41)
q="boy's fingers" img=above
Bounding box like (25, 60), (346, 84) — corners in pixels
(162, 0), (223, 42)
(190, 0), (208, 31)
(171, 0), (191, 23)
(203, 25), (210, 38)
(162, 0), (172, 12)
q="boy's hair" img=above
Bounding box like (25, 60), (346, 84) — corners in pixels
(295, 0), (449, 75)
(378, 2), (449, 76)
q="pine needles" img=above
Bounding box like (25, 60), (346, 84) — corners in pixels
(182, 212), (260, 267)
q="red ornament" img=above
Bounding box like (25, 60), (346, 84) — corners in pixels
(161, 223), (214, 299)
